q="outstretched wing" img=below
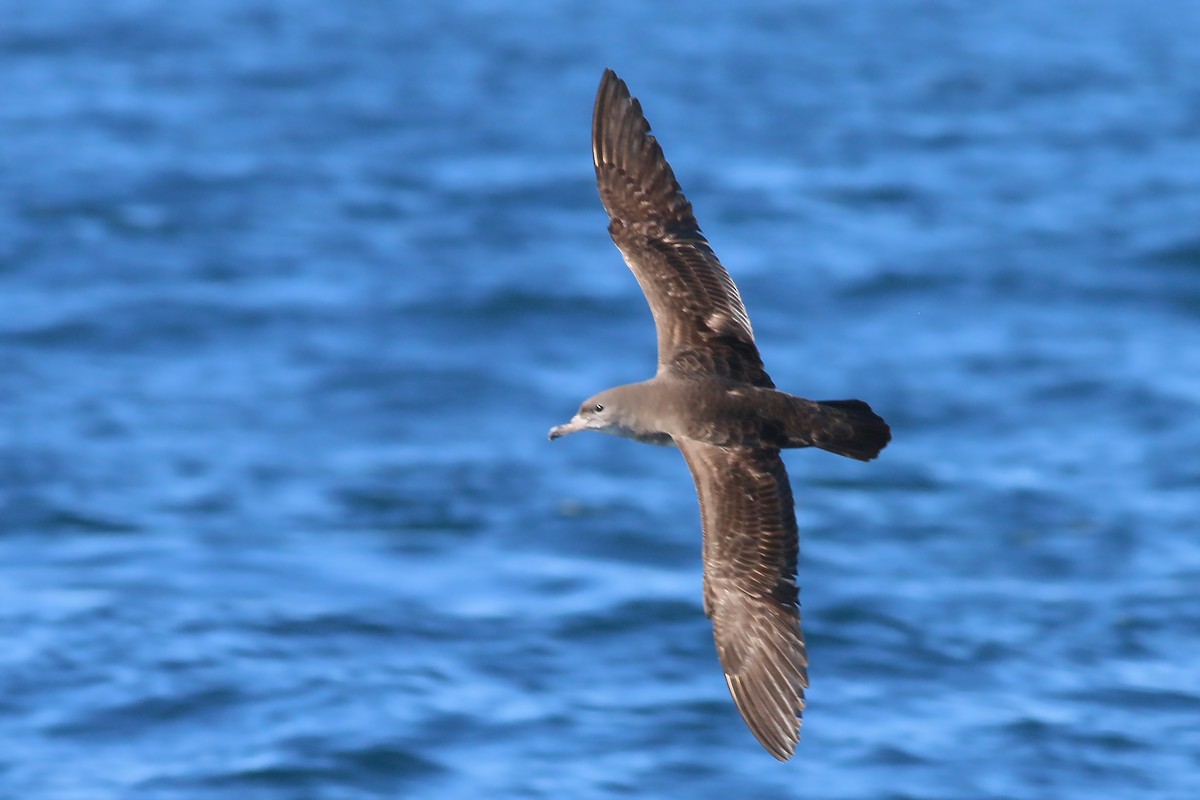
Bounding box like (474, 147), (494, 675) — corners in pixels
(678, 439), (808, 761)
(592, 69), (773, 388)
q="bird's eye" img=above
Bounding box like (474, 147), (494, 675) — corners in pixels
(592, 404), (604, 413)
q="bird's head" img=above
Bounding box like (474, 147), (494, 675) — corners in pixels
(548, 389), (622, 441)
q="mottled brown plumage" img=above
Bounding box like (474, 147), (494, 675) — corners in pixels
(550, 69), (891, 761)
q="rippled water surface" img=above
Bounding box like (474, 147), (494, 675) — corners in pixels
(3, 1), (1200, 797)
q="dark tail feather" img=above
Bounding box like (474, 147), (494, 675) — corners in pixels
(807, 399), (891, 462)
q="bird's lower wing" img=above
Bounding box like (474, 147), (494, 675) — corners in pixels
(678, 440), (808, 761)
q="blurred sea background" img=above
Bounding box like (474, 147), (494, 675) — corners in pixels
(2, 1), (1199, 797)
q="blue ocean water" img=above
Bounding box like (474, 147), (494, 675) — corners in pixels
(2, 1), (1200, 797)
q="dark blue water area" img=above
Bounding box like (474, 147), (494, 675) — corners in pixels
(2, 0), (1200, 797)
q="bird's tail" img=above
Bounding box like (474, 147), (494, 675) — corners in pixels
(781, 398), (891, 462)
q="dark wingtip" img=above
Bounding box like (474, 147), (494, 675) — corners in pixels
(716, 599), (808, 761)
(591, 68), (699, 238)
(592, 68), (635, 171)
(595, 69), (620, 120)
(726, 668), (804, 761)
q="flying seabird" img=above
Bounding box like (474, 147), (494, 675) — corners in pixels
(549, 69), (891, 761)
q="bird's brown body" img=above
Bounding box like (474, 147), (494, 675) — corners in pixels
(560, 378), (888, 458)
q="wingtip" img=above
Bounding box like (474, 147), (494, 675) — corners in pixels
(591, 68), (698, 239)
(766, 735), (798, 762)
(713, 596), (807, 762)
(726, 672), (802, 761)
(597, 67), (624, 95)
(593, 68), (632, 169)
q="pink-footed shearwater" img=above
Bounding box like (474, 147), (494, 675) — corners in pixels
(549, 69), (891, 761)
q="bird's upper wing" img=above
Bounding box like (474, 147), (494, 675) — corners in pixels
(592, 69), (774, 388)
(678, 439), (808, 761)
